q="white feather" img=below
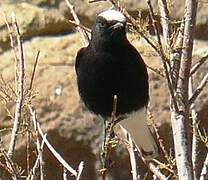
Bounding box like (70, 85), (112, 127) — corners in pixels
(115, 107), (158, 159)
(98, 10), (126, 23)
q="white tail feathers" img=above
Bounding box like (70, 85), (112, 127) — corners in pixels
(115, 108), (158, 159)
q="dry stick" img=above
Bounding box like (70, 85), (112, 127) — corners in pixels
(190, 54), (208, 76)
(188, 73), (208, 106)
(3, 12), (19, 88)
(146, 65), (165, 78)
(189, 77), (199, 180)
(200, 152), (208, 180)
(148, 110), (175, 174)
(170, 23), (184, 90)
(77, 161), (84, 180)
(30, 135), (46, 180)
(28, 105), (44, 180)
(174, 0), (198, 179)
(0, 142), (20, 179)
(146, 0), (179, 113)
(29, 50), (40, 91)
(7, 13), (25, 161)
(158, 0), (171, 51)
(119, 125), (143, 180)
(63, 168), (68, 180)
(118, 125), (167, 180)
(26, 129), (30, 176)
(64, 0), (89, 46)
(68, 20), (91, 33)
(30, 109), (78, 177)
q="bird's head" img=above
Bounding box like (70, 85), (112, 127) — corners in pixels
(90, 10), (127, 49)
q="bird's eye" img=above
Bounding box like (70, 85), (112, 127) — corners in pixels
(99, 21), (106, 27)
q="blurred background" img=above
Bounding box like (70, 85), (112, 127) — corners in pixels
(0, 0), (208, 179)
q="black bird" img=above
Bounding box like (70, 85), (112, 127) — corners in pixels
(75, 10), (158, 158)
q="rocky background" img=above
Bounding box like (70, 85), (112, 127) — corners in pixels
(0, 0), (207, 179)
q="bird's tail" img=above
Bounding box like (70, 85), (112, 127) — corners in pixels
(115, 108), (158, 160)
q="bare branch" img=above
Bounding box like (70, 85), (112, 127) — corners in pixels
(145, 0), (179, 112)
(7, 12), (25, 160)
(76, 161), (84, 180)
(173, 0), (198, 179)
(117, 125), (168, 180)
(68, 20), (91, 33)
(29, 50), (40, 91)
(189, 73), (208, 105)
(190, 54), (208, 76)
(100, 95), (118, 180)
(30, 107), (78, 177)
(146, 65), (165, 78)
(30, 135), (46, 180)
(189, 77), (199, 180)
(64, 0), (89, 46)
(200, 152), (208, 180)
(0, 141), (21, 179)
(158, 0), (171, 50)
(29, 105), (45, 180)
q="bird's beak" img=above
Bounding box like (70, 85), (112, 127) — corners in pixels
(110, 22), (124, 31)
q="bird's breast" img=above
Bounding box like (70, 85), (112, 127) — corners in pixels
(76, 49), (149, 118)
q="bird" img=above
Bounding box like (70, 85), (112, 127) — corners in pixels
(75, 9), (158, 159)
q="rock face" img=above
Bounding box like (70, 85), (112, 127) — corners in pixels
(0, 1), (208, 179)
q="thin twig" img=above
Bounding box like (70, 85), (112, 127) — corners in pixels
(148, 110), (175, 172)
(189, 77), (199, 180)
(146, 0), (179, 112)
(3, 12), (19, 87)
(189, 73), (208, 106)
(200, 152), (208, 180)
(29, 107), (78, 177)
(76, 161), (84, 180)
(190, 54), (208, 76)
(68, 20), (91, 33)
(29, 105), (45, 180)
(118, 125), (167, 180)
(64, 0), (89, 46)
(146, 65), (165, 78)
(29, 135), (46, 180)
(63, 168), (68, 180)
(158, 0), (171, 50)
(7, 12), (25, 160)
(29, 50), (40, 91)
(0, 141), (21, 179)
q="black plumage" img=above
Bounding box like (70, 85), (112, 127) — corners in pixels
(75, 14), (148, 117)
(75, 10), (158, 158)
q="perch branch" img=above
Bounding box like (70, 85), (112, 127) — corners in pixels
(100, 95), (118, 180)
